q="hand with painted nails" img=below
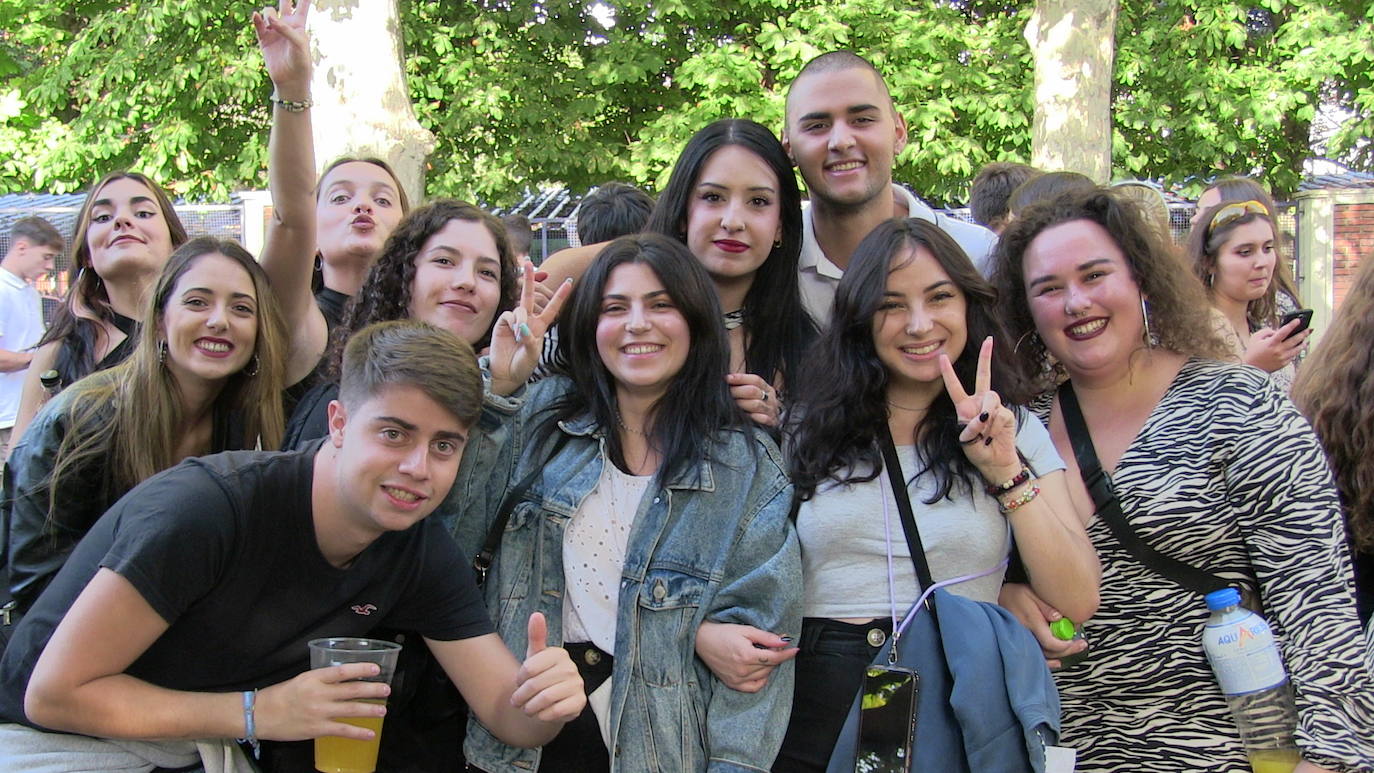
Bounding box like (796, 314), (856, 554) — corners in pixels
(694, 621), (797, 693)
(726, 373), (780, 427)
(489, 261), (573, 396)
(938, 336), (1020, 483)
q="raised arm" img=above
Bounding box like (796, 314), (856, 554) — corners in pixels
(26, 568), (397, 743)
(253, 0), (328, 384)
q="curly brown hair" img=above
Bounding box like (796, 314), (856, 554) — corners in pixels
(1186, 203), (1282, 327)
(991, 188), (1230, 389)
(1292, 256), (1374, 552)
(325, 200), (517, 379)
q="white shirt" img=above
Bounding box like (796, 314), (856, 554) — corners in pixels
(0, 267), (45, 429)
(797, 184), (998, 327)
(562, 461), (652, 653)
(797, 413), (1063, 619)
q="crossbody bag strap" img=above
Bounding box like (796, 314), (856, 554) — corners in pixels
(473, 433), (570, 586)
(878, 428), (935, 591)
(1057, 383), (1227, 597)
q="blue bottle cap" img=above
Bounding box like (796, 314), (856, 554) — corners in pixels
(1205, 588), (1241, 611)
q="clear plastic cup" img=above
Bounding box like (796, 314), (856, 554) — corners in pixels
(307, 638), (402, 773)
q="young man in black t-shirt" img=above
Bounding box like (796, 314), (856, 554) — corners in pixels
(0, 320), (583, 769)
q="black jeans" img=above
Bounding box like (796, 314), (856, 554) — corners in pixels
(772, 618), (893, 773)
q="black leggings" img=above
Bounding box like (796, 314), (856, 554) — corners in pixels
(772, 618), (892, 773)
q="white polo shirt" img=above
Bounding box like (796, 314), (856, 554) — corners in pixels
(0, 267), (45, 429)
(797, 184), (997, 327)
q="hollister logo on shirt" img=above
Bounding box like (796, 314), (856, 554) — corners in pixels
(351, 603), (378, 616)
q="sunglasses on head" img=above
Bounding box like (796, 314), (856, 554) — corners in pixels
(1206, 199), (1270, 234)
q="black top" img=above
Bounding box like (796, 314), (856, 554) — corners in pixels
(315, 287), (351, 334)
(50, 312), (138, 391)
(0, 446), (493, 728)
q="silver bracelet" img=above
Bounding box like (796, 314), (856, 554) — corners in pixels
(270, 95), (313, 113)
(239, 689), (261, 758)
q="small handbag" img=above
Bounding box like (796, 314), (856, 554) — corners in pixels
(826, 430), (1061, 773)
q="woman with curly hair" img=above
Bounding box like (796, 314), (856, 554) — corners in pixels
(12, 171), (189, 441)
(282, 199), (519, 448)
(7, 237), (288, 615)
(1187, 197), (1310, 392)
(1292, 255), (1374, 625)
(994, 188), (1373, 773)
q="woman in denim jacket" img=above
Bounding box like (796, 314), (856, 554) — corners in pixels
(459, 233), (801, 773)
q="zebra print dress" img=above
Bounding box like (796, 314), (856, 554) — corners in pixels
(1034, 358), (1374, 773)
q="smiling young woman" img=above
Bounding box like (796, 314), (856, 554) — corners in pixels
(6, 237), (288, 617)
(992, 188), (1374, 773)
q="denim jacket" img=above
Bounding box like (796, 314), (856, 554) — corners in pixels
(451, 376), (801, 773)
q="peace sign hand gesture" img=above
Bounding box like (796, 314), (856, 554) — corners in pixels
(489, 262), (574, 396)
(253, 0), (312, 95)
(938, 336), (1021, 484)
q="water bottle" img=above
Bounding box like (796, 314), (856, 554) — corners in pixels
(1201, 588), (1301, 773)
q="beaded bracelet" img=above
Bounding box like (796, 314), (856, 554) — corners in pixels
(271, 95), (313, 113)
(984, 465), (1032, 496)
(239, 689), (260, 758)
(998, 483), (1040, 515)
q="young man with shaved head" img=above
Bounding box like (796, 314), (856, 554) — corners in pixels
(783, 51), (997, 326)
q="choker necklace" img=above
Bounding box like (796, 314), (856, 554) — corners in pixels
(722, 308), (746, 331)
(615, 411), (646, 436)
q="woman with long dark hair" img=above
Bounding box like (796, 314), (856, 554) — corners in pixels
(12, 171), (189, 440)
(770, 218), (1098, 770)
(994, 188), (1373, 772)
(7, 237), (288, 614)
(459, 233), (800, 772)
(643, 119), (816, 424)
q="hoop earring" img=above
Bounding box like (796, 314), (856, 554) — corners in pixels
(1140, 295), (1156, 349)
(773, 237), (782, 249)
(158, 340), (168, 365)
(244, 353), (260, 378)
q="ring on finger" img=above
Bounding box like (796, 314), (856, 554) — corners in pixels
(959, 434), (982, 446)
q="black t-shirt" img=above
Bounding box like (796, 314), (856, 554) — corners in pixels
(316, 287), (350, 333)
(0, 446), (493, 728)
(282, 381), (337, 451)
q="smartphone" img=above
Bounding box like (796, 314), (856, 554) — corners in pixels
(854, 665), (919, 772)
(1279, 309), (1313, 340)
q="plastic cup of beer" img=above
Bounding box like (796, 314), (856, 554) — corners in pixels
(308, 637), (402, 773)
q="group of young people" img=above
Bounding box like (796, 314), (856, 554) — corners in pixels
(0, 2), (1370, 772)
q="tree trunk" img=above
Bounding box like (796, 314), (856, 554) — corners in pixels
(1025, 0), (1119, 183)
(309, 0), (434, 203)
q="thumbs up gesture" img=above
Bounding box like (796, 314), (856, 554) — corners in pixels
(510, 612), (585, 723)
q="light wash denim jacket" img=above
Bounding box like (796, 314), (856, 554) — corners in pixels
(448, 376), (801, 773)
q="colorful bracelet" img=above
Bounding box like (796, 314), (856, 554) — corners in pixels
(985, 466), (1032, 496)
(240, 689), (260, 758)
(998, 483), (1040, 515)
(271, 95), (313, 113)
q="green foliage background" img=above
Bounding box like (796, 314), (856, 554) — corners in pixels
(0, 0), (1369, 204)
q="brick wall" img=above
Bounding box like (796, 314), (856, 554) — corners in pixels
(1333, 202), (1374, 309)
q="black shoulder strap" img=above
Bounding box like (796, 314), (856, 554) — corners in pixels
(473, 433), (570, 586)
(1058, 383), (1227, 597)
(878, 428), (935, 592)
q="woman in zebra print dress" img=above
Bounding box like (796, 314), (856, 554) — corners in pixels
(990, 188), (1374, 773)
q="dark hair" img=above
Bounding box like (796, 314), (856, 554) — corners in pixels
(576, 182), (654, 244)
(1009, 171), (1095, 218)
(327, 200), (518, 379)
(1187, 201), (1282, 326)
(789, 50), (893, 112)
(789, 218), (1030, 503)
(9, 216), (64, 251)
(992, 188), (1230, 390)
(970, 162), (1040, 231)
(339, 320), (483, 427)
(38, 171), (190, 385)
(315, 156), (412, 214)
(1197, 176), (1298, 303)
(500, 213), (533, 257)
(644, 118), (817, 391)
(545, 234), (745, 483)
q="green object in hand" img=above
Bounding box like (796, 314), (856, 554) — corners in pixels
(1049, 618), (1078, 641)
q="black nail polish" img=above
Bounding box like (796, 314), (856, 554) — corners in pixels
(984, 436), (993, 446)
(780, 636), (794, 643)
(979, 412), (989, 422)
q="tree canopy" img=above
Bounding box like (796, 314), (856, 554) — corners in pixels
(0, 0), (1368, 203)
